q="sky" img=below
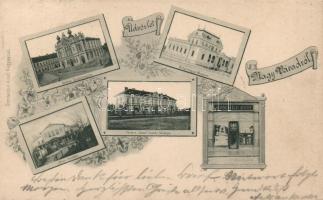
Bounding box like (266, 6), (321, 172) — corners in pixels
(20, 103), (89, 146)
(26, 20), (107, 58)
(108, 82), (191, 109)
(165, 12), (244, 58)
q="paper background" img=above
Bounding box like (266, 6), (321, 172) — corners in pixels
(0, 0), (322, 199)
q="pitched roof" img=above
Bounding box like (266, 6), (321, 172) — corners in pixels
(40, 123), (66, 134)
(31, 53), (58, 63)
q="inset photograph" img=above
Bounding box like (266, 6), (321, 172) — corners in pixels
(202, 89), (266, 169)
(21, 14), (119, 92)
(18, 97), (105, 174)
(155, 7), (250, 85)
(103, 80), (197, 136)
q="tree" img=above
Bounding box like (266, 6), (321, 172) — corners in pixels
(71, 113), (89, 129)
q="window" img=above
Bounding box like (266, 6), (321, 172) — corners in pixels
(211, 56), (215, 63)
(76, 44), (82, 51)
(195, 40), (198, 45)
(191, 50), (195, 57)
(207, 54), (211, 62)
(184, 49), (187, 54)
(217, 58), (222, 67)
(211, 46), (214, 51)
(201, 54), (205, 60)
(169, 44), (171, 48)
(180, 47), (182, 53)
(173, 45), (175, 50)
(176, 46), (179, 51)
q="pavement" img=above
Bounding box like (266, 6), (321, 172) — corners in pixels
(208, 146), (260, 157)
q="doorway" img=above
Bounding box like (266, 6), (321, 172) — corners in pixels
(81, 56), (86, 64)
(228, 121), (239, 149)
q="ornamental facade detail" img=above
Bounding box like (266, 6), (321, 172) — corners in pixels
(162, 29), (236, 74)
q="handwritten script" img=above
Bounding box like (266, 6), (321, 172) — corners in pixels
(20, 163), (321, 199)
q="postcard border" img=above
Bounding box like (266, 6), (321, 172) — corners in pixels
(20, 14), (120, 92)
(17, 97), (106, 174)
(154, 6), (251, 85)
(101, 78), (198, 136)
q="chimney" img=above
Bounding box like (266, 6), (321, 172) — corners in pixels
(125, 87), (128, 91)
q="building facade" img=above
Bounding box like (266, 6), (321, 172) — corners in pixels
(33, 124), (71, 148)
(55, 29), (106, 68)
(114, 87), (177, 114)
(162, 29), (236, 74)
(31, 29), (107, 74)
(202, 88), (266, 169)
(31, 123), (97, 167)
(31, 53), (61, 74)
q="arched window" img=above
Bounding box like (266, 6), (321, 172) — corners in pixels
(211, 56), (215, 63)
(201, 54), (205, 60)
(184, 49), (187, 54)
(217, 58), (222, 67)
(207, 54), (211, 62)
(191, 50), (195, 57)
(172, 45), (175, 50)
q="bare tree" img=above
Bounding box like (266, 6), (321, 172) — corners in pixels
(70, 113), (89, 129)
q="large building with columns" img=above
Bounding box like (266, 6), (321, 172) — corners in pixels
(55, 29), (106, 68)
(161, 29), (236, 74)
(31, 29), (107, 74)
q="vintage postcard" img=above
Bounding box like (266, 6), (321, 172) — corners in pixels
(1, 1), (323, 200)
(20, 14), (120, 92)
(155, 6), (250, 85)
(102, 79), (197, 136)
(202, 89), (266, 169)
(17, 97), (105, 174)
